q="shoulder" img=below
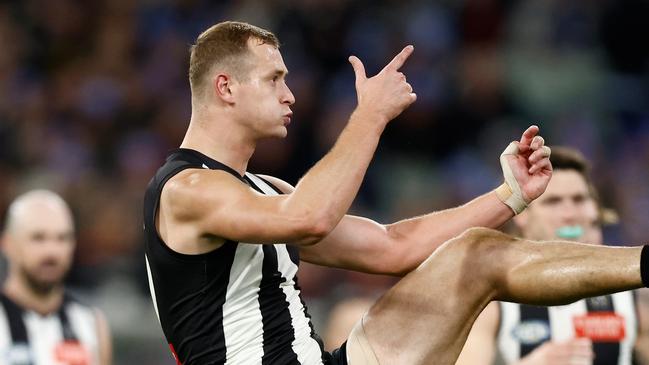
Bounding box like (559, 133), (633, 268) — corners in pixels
(161, 168), (249, 219)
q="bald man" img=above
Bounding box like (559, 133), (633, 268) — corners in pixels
(0, 190), (112, 365)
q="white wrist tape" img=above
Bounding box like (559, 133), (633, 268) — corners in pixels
(497, 142), (528, 215)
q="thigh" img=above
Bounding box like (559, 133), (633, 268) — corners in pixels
(359, 237), (496, 365)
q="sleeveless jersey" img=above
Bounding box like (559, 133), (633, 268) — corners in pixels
(144, 148), (325, 365)
(0, 293), (101, 365)
(498, 292), (638, 365)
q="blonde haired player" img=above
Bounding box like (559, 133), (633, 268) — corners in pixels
(144, 21), (649, 365)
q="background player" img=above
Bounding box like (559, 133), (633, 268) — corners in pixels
(0, 190), (112, 365)
(455, 147), (649, 365)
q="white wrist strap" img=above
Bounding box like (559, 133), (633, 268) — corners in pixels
(497, 142), (528, 215)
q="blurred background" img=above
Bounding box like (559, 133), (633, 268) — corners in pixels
(0, 0), (647, 363)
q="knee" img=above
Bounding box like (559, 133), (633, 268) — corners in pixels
(450, 227), (509, 253)
(438, 227), (517, 281)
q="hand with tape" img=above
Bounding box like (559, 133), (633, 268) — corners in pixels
(496, 125), (552, 214)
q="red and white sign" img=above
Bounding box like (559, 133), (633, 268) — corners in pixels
(573, 312), (626, 342)
(54, 341), (90, 365)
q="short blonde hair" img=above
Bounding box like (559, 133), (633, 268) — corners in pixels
(189, 21), (279, 95)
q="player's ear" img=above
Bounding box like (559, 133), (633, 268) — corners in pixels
(214, 73), (236, 104)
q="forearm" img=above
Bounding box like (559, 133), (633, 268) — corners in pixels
(386, 189), (513, 271)
(287, 108), (384, 232)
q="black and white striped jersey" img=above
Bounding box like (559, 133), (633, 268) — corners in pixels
(144, 148), (326, 365)
(498, 292), (638, 365)
(0, 292), (101, 365)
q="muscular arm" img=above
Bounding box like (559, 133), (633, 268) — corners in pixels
(302, 126), (551, 275)
(159, 47), (417, 252)
(455, 302), (500, 365)
(162, 112), (386, 247)
(302, 190), (512, 275)
(263, 175), (512, 275)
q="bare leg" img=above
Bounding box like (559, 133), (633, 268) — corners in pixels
(359, 227), (642, 365)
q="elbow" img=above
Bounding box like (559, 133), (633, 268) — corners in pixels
(383, 257), (416, 277)
(381, 225), (417, 276)
(371, 235), (414, 276)
(292, 213), (337, 246)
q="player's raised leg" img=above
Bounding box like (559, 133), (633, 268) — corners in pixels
(351, 227), (644, 365)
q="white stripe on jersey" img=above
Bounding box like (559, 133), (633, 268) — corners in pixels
(613, 292), (637, 365)
(244, 174), (276, 195)
(25, 311), (64, 365)
(223, 242), (265, 364)
(276, 244), (324, 365)
(145, 254), (162, 324)
(498, 302), (521, 362)
(222, 174), (279, 364)
(548, 300), (587, 342)
(0, 305), (10, 351)
(67, 302), (100, 365)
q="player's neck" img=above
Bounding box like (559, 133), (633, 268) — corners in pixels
(3, 274), (64, 316)
(182, 115), (255, 176)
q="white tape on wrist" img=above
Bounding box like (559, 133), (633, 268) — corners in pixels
(497, 142), (528, 215)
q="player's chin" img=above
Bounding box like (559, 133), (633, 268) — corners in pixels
(26, 273), (64, 292)
(270, 126), (288, 139)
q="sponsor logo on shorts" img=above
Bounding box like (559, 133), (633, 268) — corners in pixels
(511, 320), (551, 345)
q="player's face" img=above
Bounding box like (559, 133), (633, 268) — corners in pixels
(515, 169), (594, 242)
(234, 40), (295, 138)
(7, 205), (75, 293)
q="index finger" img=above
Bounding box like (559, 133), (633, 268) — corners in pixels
(383, 45), (414, 72)
(519, 125), (539, 148)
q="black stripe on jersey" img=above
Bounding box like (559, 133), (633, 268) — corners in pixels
(0, 293), (29, 345)
(288, 246), (300, 267)
(586, 295), (620, 365)
(260, 245), (300, 365)
(519, 305), (550, 357)
(175, 148), (246, 181)
(59, 296), (79, 341)
(294, 275), (326, 360)
(197, 241), (238, 364)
